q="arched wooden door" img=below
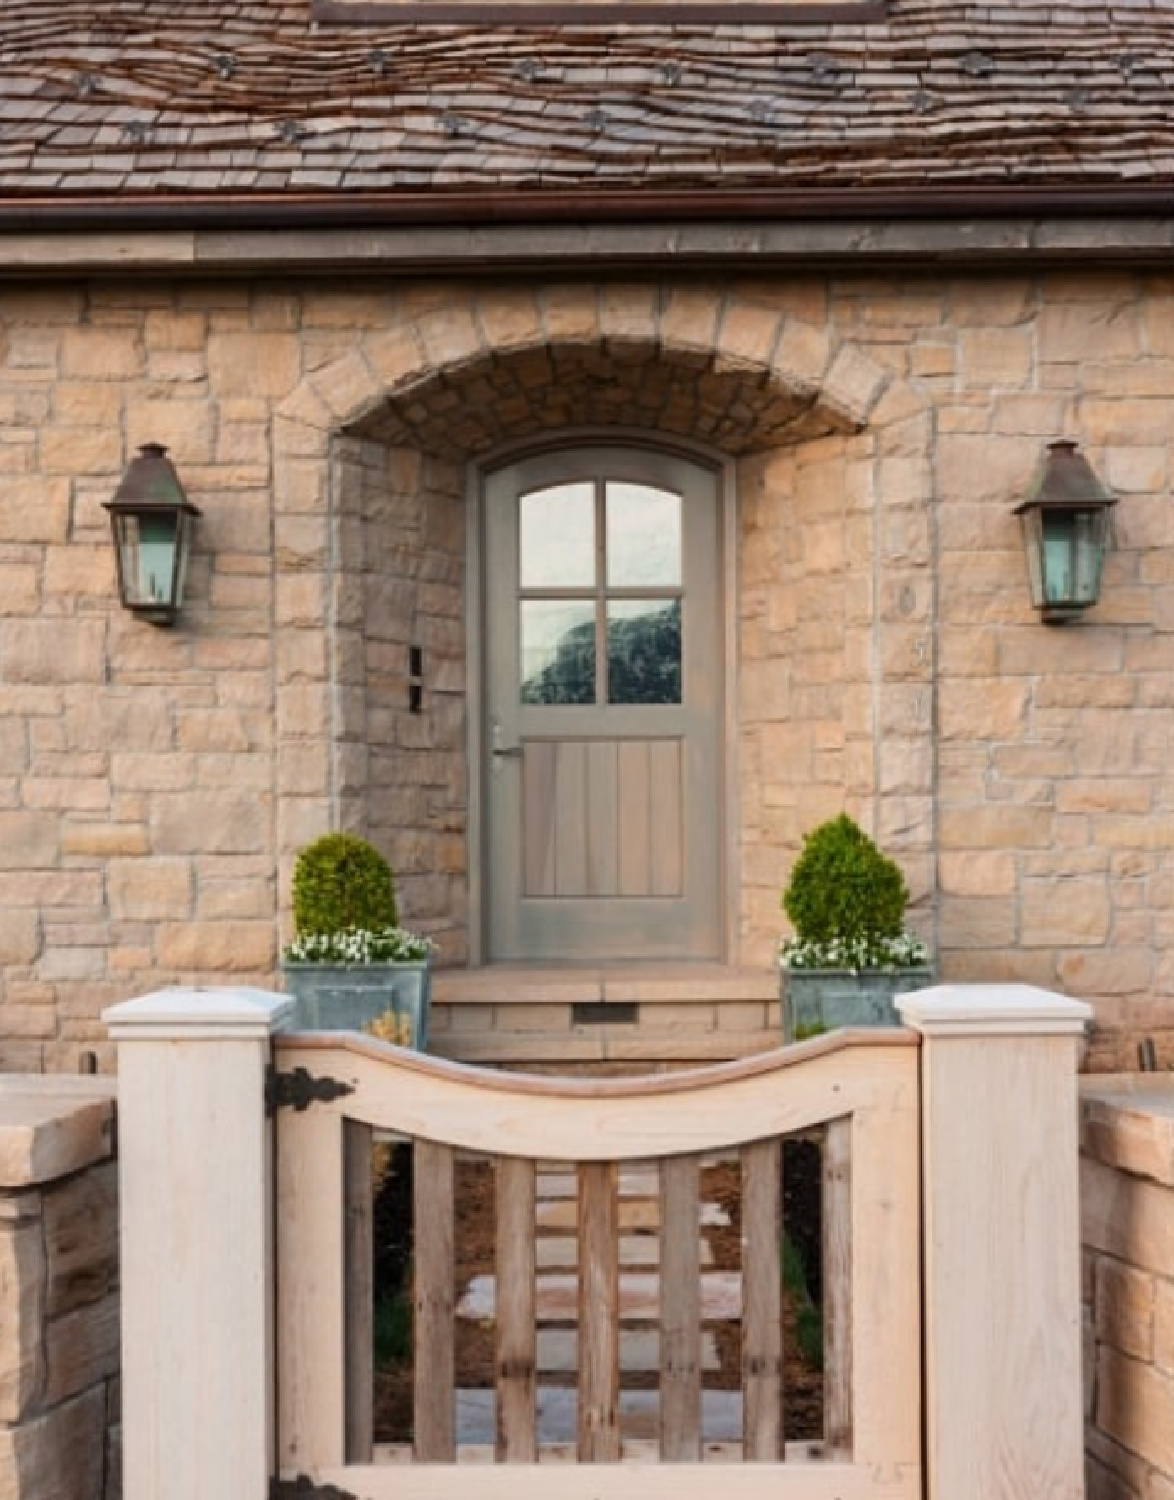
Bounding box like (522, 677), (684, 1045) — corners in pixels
(482, 445), (723, 963)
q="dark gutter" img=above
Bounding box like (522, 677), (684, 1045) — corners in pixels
(1, 185), (1173, 232)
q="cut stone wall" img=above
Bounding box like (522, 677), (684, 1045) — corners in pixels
(1082, 1077), (1174, 1499)
(1, 273), (1172, 1067)
(0, 1078), (119, 1500)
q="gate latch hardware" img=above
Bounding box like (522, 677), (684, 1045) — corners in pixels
(265, 1065), (355, 1117)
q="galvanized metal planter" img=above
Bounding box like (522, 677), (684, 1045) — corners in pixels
(781, 965), (933, 1042)
(281, 961), (431, 1048)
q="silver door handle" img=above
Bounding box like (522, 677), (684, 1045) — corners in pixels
(491, 720), (523, 763)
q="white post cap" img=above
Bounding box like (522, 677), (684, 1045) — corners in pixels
(897, 983), (1092, 1037)
(104, 986), (294, 1042)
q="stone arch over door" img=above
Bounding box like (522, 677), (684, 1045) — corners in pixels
(272, 284), (934, 967)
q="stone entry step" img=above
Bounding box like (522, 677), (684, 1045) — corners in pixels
(458, 1269), (742, 1323)
(536, 1328), (721, 1375)
(454, 1388), (744, 1447)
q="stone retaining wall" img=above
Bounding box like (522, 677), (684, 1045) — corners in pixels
(1082, 1076), (1174, 1499)
(0, 1078), (119, 1500)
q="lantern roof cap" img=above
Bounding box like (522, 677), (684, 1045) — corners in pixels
(1013, 439), (1116, 515)
(104, 443), (201, 516)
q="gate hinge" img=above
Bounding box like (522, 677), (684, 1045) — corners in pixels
(270, 1477), (359, 1500)
(265, 1064), (355, 1117)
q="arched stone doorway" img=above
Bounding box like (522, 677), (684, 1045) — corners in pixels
(272, 283), (931, 975)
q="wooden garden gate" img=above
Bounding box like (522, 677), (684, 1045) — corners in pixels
(271, 1029), (922, 1500)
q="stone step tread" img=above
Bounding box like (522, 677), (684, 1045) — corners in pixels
(458, 1270), (742, 1323)
(536, 1198), (730, 1231)
(536, 1327), (720, 1374)
(452, 1387), (744, 1446)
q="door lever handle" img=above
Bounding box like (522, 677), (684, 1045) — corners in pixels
(490, 720), (523, 764)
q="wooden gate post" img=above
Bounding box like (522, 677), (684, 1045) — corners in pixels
(897, 983), (1091, 1500)
(105, 987), (293, 1500)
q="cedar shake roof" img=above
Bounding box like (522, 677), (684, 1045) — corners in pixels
(2, 0), (1174, 208)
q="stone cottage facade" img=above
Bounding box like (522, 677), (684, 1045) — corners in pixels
(1, 1), (1173, 1070)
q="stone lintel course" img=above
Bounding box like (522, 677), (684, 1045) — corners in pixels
(0, 272), (1171, 1064)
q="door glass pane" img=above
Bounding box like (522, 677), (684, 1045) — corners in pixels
(606, 483), (682, 588)
(520, 483), (595, 589)
(520, 601), (596, 704)
(607, 599), (681, 705)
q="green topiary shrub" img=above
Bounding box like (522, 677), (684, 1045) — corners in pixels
(291, 832), (398, 938)
(781, 814), (928, 971)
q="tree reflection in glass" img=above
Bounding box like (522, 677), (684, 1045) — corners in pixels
(520, 601), (596, 704)
(607, 599), (681, 705)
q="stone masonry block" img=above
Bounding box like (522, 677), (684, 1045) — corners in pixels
(43, 1292), (119, 1407)
(153, 794), (268, 854)
(2, 623), (105, 686)
(43, 1163), (117, 1321)
(155, 920), (276, 973)
(106, 860), (191, 922)
(536, 284), (599, 346)
(1095, 1259), (1155, 1362)
(0, 1384), (106, 1500)
(1097, 1346), (1174, 1473)
(0, 815), (57, 871)
(0, 1219), (45, 1423)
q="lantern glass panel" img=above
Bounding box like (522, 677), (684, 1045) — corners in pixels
(115, 511), (180, 609)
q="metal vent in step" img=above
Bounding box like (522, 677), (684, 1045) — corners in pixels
(572, 1001), (639, 1026)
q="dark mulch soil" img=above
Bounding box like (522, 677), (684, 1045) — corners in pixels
(372, 1143), (825, 1448)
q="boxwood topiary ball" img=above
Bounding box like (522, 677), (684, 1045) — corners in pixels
(292, 832), (398, 937)
(782, 814), (908, 946)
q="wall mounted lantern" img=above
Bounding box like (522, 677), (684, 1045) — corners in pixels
(103, 443), (201, 626)
(1012, 440), (1117, 624)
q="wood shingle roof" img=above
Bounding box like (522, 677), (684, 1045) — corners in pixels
(2, 0), (1173, 208)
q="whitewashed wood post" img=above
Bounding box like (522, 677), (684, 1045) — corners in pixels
(897, 983), (1091, 1500)
(104, 987), (293, 1500)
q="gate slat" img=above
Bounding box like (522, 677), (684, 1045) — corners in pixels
(824, 1117), (853, 1458)
(742, 1139), (783, 1462)
(578, 1162), (621, 1461)
(496, 1156), (537, 1462)
(660, 1154), (701, 1460)
(344, 1119), (374, 1463)
(414, 1141), (455, 1461)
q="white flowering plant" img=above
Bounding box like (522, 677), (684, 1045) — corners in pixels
(780, 931), (929, 973)
(283, 925), (436, 967)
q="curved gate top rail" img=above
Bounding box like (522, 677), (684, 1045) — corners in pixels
(273, 1027), (919, 1159)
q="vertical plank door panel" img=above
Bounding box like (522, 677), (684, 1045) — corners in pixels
(496, 1156), (538, 1462)
(522, 741), (557, 898)
(585, 740), (620, 897)
(555, 741), (589, 897)
(742, 1139), (783, 1462)
(414, 1141), (456, 1462)
(660, 1154), (702, 1461)
(823, 1118), (853, 1459)
(648, 740), (683, 897)
(344, 1119), (374, 1464)
(578, 1162), (621, 1462)
(617, 741), (651, 896)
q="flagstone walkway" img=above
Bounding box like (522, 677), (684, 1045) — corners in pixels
(454, 1163), (745, 1447)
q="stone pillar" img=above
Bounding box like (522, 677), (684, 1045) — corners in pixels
(104, 988), (292, 1500)
(897, 984), (1091, 1500)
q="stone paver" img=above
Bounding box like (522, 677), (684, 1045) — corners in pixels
(458, 1270), (742, 1323)
(454, 1387), (744, 1446)
(536, 1327), (720, 1374)
(535, 1199), (729, 1231)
